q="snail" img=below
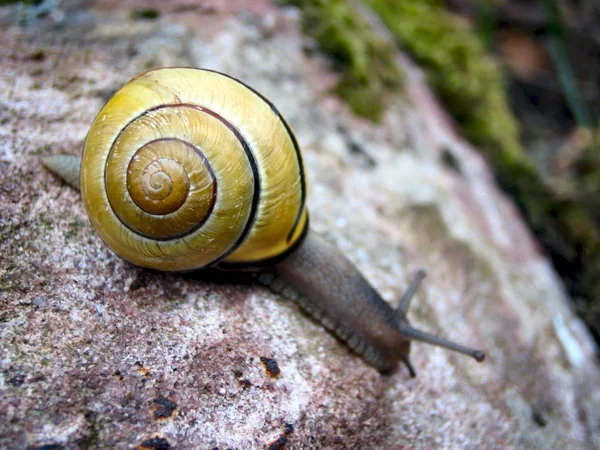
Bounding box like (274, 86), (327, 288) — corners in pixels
(43, 67), (485, 375)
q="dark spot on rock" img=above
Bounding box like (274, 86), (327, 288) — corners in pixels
(139, 436), (171, 450)
(113, 370), (124, 381)
(283, 423), (294, 436)
(8, 373), (25, 386)
(153, 396), (178, 420)
(440, 147), (463, 176)
(347, 138), (376, 169)
(260, 357), (280, 378)
(238, 379), (252, 389)
(135, 362), (151, 378)
(30, 373), (45, 383)
(28, 444), (64, 450)
(531, 406), (547, 427)
(266, 436), (288, 450)
(131, 8), (160, 20)
(129, 274), (149, 291)
(232, 370), (243, 378)
(27, 50), (46, 62)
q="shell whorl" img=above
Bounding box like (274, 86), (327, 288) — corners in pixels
(81, 68), (308, 271)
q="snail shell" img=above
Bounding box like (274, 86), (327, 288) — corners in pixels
(82, 68), (308, 271)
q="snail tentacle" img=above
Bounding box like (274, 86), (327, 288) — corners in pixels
(397, 269), (426, 315)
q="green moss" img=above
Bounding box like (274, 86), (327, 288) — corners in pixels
(365, 0), (523, 163)
(280, 0), (403, 121)
(366, 0), (600, 337)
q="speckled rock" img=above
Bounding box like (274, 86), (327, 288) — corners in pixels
(1, 1), (599, 449)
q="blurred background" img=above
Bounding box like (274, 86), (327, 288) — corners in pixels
(446, 0), (600, 342)
(285, 0), (600, 348)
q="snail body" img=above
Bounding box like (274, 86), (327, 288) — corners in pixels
(44, 67), (484, 374)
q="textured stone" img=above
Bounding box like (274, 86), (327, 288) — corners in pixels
(1, 1), (599, 449)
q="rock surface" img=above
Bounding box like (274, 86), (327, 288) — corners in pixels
(1, 1), (599, 449)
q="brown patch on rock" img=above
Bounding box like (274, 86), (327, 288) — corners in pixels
(238, 378), (252, 389)
(112, 370), (124, 381)
(266, 435), (287, 450)
(260, 357), (280, 378)
(135, 361), (151, 378)
(153, 396), (178, 420)
(233, 369), (252, 389)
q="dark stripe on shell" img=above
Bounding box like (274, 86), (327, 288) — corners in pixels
(124, 138), (217, 238)
(215, 213), (310, 271)
(136, 67), (308, 245)
(103, 104), (260, 265)
(205, 69), (308, 243)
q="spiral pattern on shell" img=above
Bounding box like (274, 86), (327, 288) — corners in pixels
(81, 68), (308, 271)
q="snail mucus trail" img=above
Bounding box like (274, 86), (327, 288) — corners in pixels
(43, 68), (485, 375)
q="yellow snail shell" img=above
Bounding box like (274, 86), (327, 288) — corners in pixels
(81, 68), (308, 271)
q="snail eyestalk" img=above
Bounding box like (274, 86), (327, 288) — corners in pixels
(398, 325), (485, 362)
(397, 269), (426, 314)
(395, 270), (485, 363)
